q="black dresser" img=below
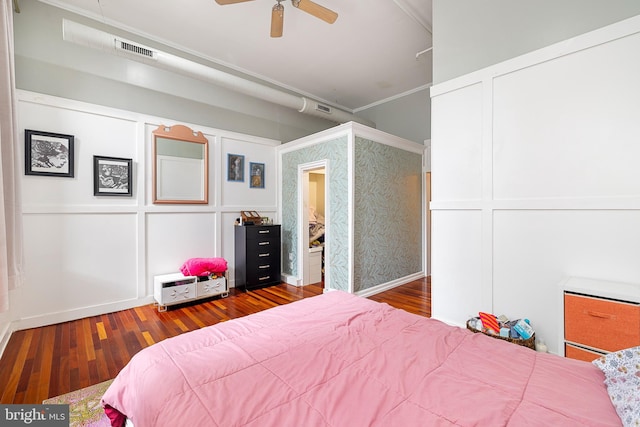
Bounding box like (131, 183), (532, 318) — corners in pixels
(234, 225), (281, 291)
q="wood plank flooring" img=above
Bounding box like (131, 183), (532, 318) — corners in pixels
(0, 277), (430, 404)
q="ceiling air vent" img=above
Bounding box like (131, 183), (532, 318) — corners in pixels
(117, 40), (156, 59)
(315, 103), (332, 114)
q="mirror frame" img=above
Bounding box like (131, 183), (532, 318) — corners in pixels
(152, 124), (209, 204)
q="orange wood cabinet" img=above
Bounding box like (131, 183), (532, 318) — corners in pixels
(564, 292), (640, 362)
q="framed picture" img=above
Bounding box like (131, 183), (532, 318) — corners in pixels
(24, 129), (74, 177)
(227, 154), (244, 182)
(250, 162), (265, 189)
(93, 155), (133, 196)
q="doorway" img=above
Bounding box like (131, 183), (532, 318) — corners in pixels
(426, 171), (431, 276)
(298, 161), (328, 289)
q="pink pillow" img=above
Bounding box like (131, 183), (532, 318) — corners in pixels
(103, 404), (126, 427)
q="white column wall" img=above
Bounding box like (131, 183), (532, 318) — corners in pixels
(430, 15), (640, 355)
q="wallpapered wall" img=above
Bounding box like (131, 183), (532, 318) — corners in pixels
(281, 133), (423, 293)
(281, 136), (350, 291)
(353, 138), (423, 292)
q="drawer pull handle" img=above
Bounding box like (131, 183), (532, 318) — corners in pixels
(258, 275), (271, 281)
(259, 265), (271, 269)
(259, 230), (270, 234)
(258, 242), (270, 246)
(586, 310), (615, 319)
(258, 253), (270, 257)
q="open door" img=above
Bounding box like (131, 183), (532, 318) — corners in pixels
(426, 171), (431, 276)
(298, 161), (328, 288)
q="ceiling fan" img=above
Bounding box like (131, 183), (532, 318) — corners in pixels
(214, 0), (338, 38)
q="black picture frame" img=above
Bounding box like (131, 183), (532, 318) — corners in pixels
(227, 153), (245, 182)
(250, 162), (265, 189)
(93, 155), (133, 197)
(24, 129), (75, 177)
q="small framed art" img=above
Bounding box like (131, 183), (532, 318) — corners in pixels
(24, 129), (74, 177)
(227, 154), (245, 182)
(250, 162), (265, 189)
(93, 155), (133, 196)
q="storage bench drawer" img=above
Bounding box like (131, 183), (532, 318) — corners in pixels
(161, 283), (196, 304)
(197, 277), (227, 297)
(564, 293), (640, 352)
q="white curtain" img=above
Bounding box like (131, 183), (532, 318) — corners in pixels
(0, 0), (23, 312)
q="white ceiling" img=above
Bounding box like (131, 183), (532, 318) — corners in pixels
(38, 0), (432, 112)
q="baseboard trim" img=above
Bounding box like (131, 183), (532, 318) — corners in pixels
(0, 321), (13, 362)
(355, 272), (425, 298)
(431, 315), (464, 328)
(282, 274), (302, 286)
(11, 296), (156, 333)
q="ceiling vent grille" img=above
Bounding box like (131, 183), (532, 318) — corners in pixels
(117, 40), (156, 59)
(315, 103), (332, 114)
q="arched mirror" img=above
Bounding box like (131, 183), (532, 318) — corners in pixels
(152, 124), (208, 204)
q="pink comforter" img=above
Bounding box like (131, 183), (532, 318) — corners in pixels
(102, 291), (620, 426)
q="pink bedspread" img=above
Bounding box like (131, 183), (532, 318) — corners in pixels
(102, 291), (620, 427)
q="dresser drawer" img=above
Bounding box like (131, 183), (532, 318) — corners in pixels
(564, 293), (640, 352)
(247, 248), (276, 265)
(250, 239), (278, 255)
(246, 265), (279, 285)
(245, 226), (280, 241)
(565, 343), (603, 363)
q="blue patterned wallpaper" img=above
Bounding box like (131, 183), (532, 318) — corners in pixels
(281, 136), (350, 291)
(281, 133), (423, 293)
(353, 137), (423, 292)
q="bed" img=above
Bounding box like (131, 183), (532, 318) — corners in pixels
(101, 291), (625, 427)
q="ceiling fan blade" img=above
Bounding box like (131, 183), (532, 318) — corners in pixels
(271, 3), (284, 38)
(292, 0), (337, 24)
(215, 0), (254, 5)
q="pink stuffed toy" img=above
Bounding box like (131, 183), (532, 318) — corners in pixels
(180, 258), (227, 277)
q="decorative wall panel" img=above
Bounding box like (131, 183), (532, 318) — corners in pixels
(430, 15), (640, 353)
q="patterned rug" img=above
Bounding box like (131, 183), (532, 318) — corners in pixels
(43, 379), (113, 427)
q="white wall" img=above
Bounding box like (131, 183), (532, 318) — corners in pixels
(11, 91), (279, 334)
(356, 87), (431, 143)
(430, 15), (640, 354)
(432, 0), (640, 84)
(309, 172), (325, 218)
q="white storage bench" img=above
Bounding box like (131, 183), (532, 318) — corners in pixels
(153, 272), (228, 312)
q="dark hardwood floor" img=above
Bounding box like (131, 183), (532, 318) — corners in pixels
(0, 277), (430, 404)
